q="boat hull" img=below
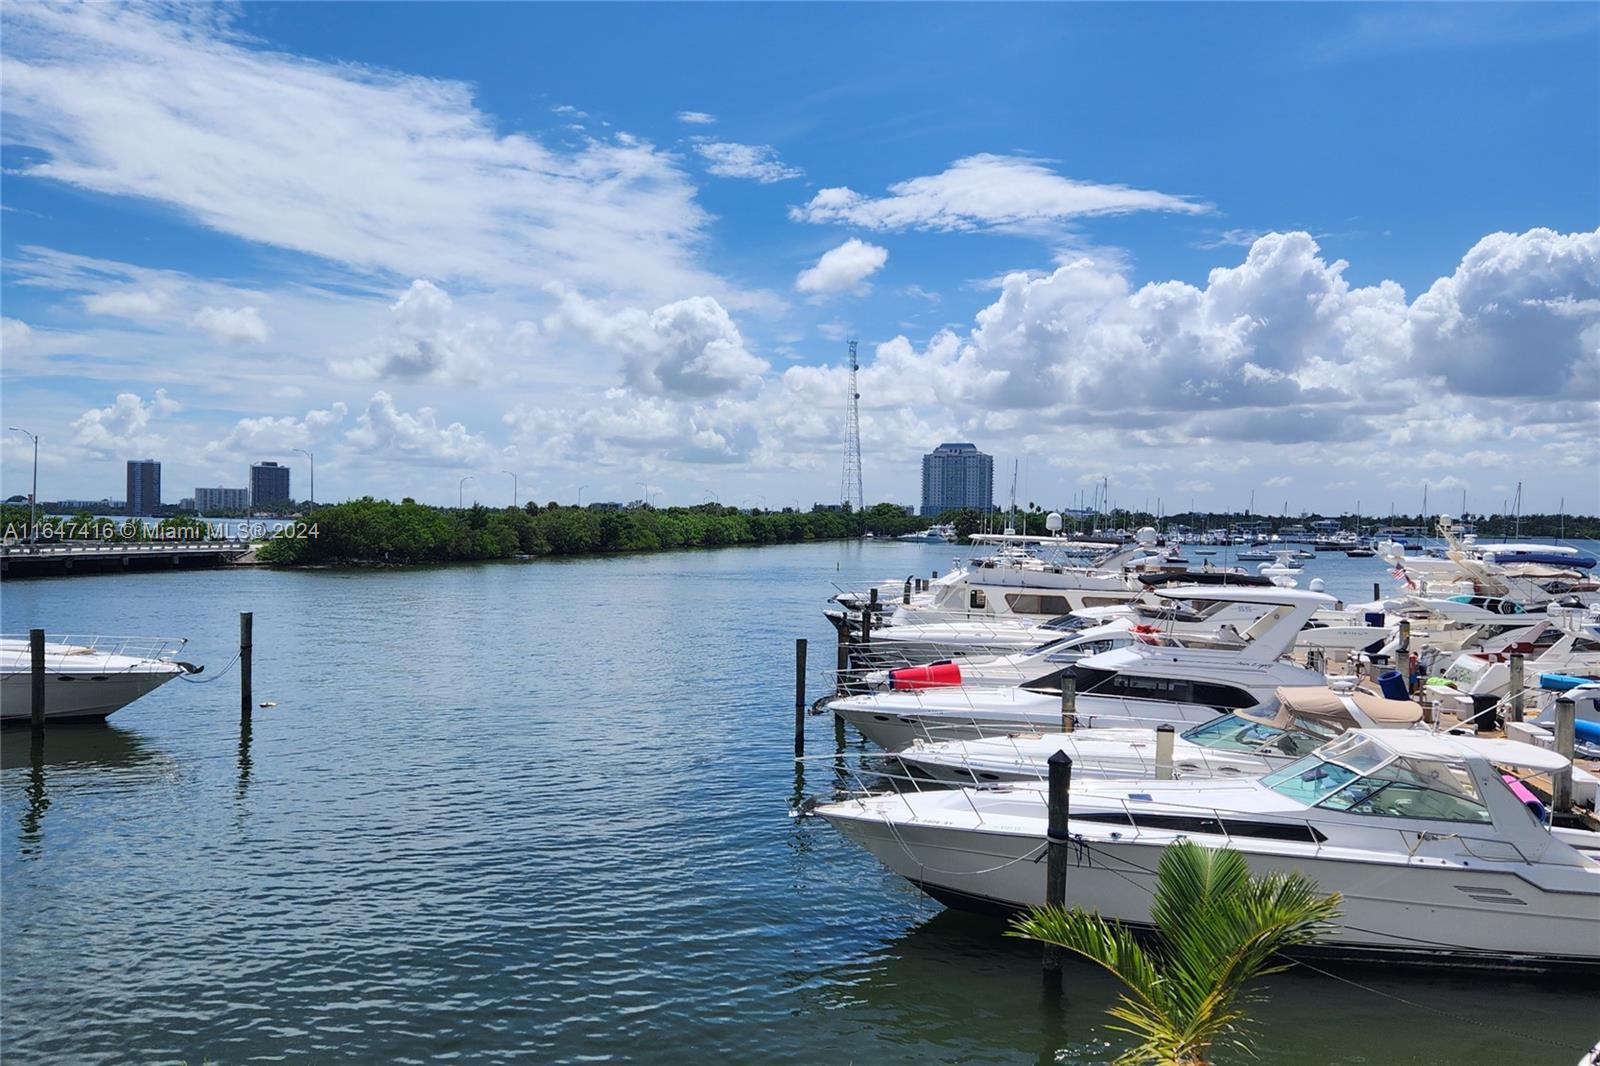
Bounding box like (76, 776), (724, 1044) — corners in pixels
(821, 807), (1600, 969)
(0, 667), (183, 722)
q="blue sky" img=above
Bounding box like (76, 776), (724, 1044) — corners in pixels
(2, 2), (1596, 514)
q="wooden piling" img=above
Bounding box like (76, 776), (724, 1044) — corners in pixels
(1155, 724), (1175, 780)
(835, 621), (850, 695)
(1059, 673), (1076, 733)
(240, 611), (253, 722)
(903, 577), (912, 605)
(863, 588), (876, 650)
(29, 628), (45, 736)
(794, 638), (807, 758)
(1553, 697), (1576, 813)
(1507, 652), (1525, 725)
(1372, 581), (1380, 601)
(1042, 751), (1073, 986)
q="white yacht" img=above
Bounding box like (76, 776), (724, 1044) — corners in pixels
(819, 730), (1600, 968)
(896, 685), (1422, 784)
(1, 635), (195, 722)
(866, 621), (1142, 689)
(829, 586), (1337, 749)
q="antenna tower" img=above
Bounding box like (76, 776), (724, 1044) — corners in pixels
(839, 339), (864, 512)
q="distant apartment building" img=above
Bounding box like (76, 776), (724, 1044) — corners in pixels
(195, 486), (251, 512)
(920, 442), (993, 516)
(126, 459), (161, 516)
(249, 461), (292, 511)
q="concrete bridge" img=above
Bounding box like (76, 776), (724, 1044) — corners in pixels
(1, 539), (255, 578)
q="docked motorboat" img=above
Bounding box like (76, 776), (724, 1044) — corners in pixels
(829, 586), (1337, 749)
(1, 635), (196, 722)
(895, 684), (1423, 784)
(818, 729), (1600, 968)
(895, 523), (956, 543)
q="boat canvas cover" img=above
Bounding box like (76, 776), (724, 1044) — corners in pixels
(1236, 686), (1420, 731)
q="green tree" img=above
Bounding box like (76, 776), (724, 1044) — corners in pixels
(1008, 842), (1340, 1066)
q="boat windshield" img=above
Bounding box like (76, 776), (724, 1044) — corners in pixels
(1045, 637), (1124, 663)
(1263, 736), (1491, 823)
(1181, 715), (1286, 753)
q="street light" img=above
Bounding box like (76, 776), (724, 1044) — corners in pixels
(501, 470), (518, 508)
(577, 484), (587, 507)
(293, 448), (314, 508)
(459, 475), (474, 509)
(8, 427), (37, 548)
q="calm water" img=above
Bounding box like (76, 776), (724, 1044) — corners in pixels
(3, 541), (1595, 1064)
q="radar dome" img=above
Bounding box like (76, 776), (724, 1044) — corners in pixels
(1136, 526), (1157, 546)
(1046, 512), (1063, 533)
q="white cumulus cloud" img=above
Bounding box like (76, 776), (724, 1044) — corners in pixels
(71, 389), (181, 457)
(545, 288), (769, 397)
(190, 305), (270, 344)
(676, 111), (716, 125)
(795, 238), (889, 296)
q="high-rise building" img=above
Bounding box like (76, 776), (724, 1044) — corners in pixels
(126, 459), (161, 516)
(920, 442), (993, 516)
(249, 461), (291, 511)
(195, 487), (250, 512)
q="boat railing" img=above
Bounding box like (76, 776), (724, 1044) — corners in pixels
(0, 633), (189, 666)
(809, 755), (1543, 862)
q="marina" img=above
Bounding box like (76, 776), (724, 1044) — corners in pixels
(3, 536), (1599, 1063)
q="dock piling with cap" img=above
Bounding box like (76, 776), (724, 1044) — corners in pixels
(1553, 697), (1576, 813)
(794, 638), (807, 757)
(240, 611), (253, 724)
(1042, 751), (1073, 991)
(29, 628), (45, 736)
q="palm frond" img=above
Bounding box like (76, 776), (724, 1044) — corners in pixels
(1010, 842), (1341, 1066)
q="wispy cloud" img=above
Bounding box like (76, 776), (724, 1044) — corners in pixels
(1307, 5), (1598, 64)
(693, 141), (803, 183)
(790, 154), (1208, 232)
(2, 4), (725, 301)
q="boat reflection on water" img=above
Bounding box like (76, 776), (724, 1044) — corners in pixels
(797, 906), (1121, 1063)
(2, 725), (178, 852)
(806, 905), (1600, 1064)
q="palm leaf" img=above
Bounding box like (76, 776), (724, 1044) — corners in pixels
(1010, 842), (1341, 1065)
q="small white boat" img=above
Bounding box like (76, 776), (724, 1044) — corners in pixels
(1, 636), (195, 722)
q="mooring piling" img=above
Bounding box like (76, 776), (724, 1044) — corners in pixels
(1155, 723), (1175, 780)
(1042, 751), (1073, 989)
(29, 628), (45, 736)
(835, 621), (850, 695)
(1553, 696), (1576, 813)
(794, 638), (807, 757)
(1507, 652), (1525, 725)
(1373, 581), (1381, 601)
(1059, 674), (1076, 733)
(240, 611), (253, 723)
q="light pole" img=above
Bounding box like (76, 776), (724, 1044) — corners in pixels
(8, 427), (37, 548)
(293, 448), (314, 508)
(638, 482), (652, 508)
(459, 475), (474, 509)
(577, 485), (587, 507)
(501, 470), (518, 508)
